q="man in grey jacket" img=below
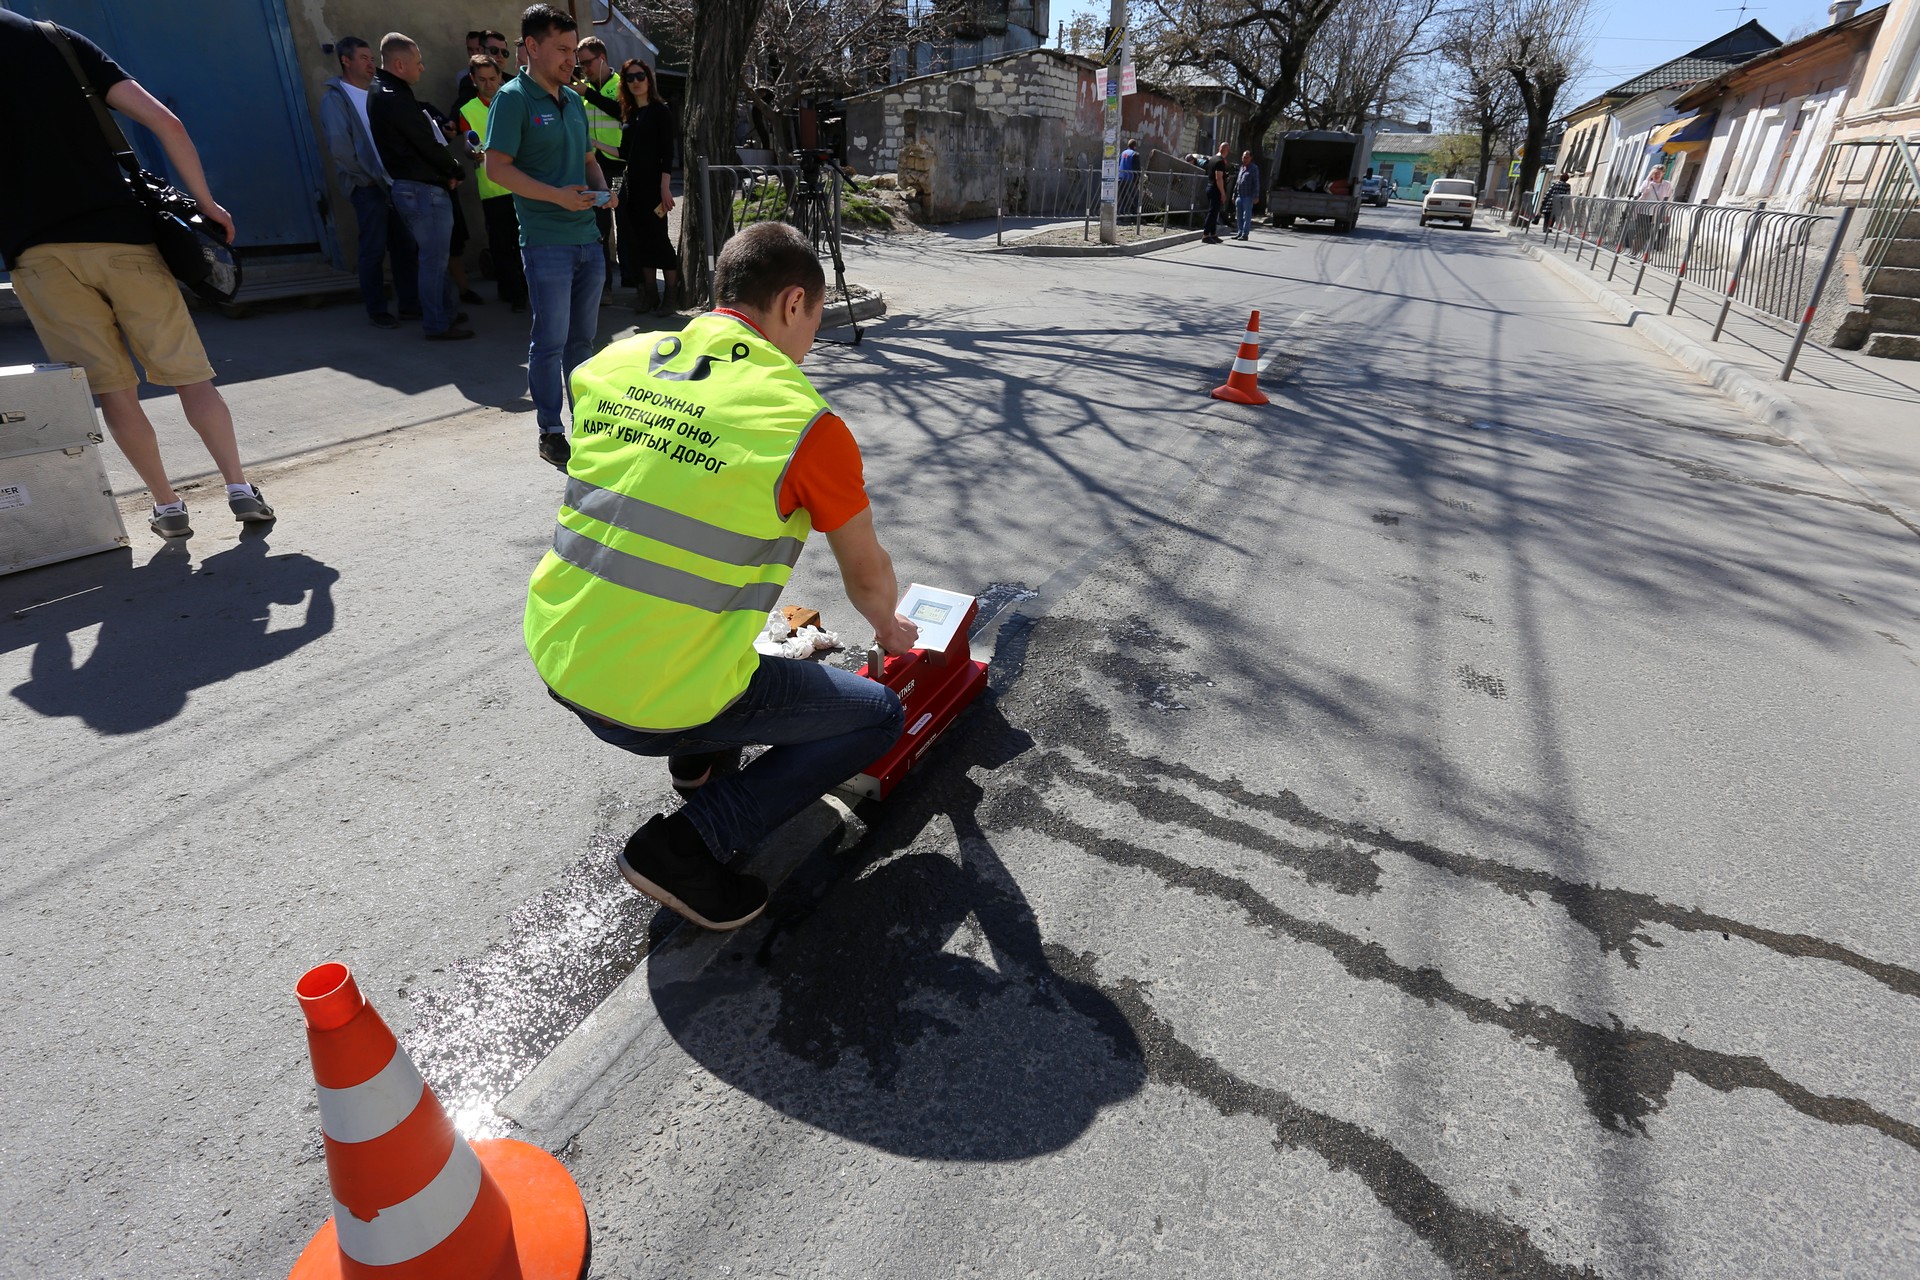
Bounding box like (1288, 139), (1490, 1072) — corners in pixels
(319, 35), (419, 329)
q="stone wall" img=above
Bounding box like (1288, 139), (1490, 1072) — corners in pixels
(847, 48), (1246, 223)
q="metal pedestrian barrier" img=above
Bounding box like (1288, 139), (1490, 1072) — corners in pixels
(1524, 194), (1850, 382)
(995, 154), (1210, 246)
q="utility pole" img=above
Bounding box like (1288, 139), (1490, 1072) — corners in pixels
(1099, 0), (1126, 245)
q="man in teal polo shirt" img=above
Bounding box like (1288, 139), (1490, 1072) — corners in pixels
(484, 3), (615, 471)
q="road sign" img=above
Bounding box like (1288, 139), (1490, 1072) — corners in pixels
(1509, 160), (1522, 178)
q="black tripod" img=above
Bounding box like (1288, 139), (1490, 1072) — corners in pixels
(791, 149), (863, 346)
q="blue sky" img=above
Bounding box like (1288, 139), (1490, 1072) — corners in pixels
(1053, 0), (1846, 114)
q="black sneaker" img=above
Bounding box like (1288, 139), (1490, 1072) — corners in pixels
(371, 313), (400, 329)
(668, 747), (743, 799)
(538, 432), (571, 471)
(617, 813), (768, 931)
(228, 484), (275, 524)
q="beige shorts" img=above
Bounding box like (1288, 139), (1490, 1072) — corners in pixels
(9, 242), (216, 395)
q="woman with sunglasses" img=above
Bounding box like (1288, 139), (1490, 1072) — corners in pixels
(614, 58), (680, 314)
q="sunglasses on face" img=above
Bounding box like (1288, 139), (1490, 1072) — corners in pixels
(624, 70), (650, 82)
(486, 45), (508, 56)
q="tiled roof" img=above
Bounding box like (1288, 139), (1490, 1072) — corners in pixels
(1607, 56), (1746, 96)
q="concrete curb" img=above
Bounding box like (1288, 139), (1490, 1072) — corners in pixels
(1519, 239), (1920, 536)
(978, 229), (1206, 257)
(829, 293), (888, 326)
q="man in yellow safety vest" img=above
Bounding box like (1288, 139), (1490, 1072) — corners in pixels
(525, 222), (918, 931)
(574, 35), (622, 289)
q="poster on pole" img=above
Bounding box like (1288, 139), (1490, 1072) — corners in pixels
(1101, 179), (1117, 203)
(1096, 68), (1107, 99)
(1121, 40), (1137, 96)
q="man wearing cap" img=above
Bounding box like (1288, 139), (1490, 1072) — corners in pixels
(526, 222), (917, 932)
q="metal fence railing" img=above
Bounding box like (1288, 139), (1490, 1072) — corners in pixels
(696, 159), (864, 340)
(1812, 136), (1919, 297)
(1522, 194), (1852, 381)
(994, 159), (1211, 246)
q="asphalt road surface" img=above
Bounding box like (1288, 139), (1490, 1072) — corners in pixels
(2, 202), (1916, 1278)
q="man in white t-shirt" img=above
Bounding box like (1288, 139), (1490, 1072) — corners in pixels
(319, 35), (420, 328)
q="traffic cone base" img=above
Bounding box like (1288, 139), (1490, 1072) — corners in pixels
(1211, 309), (1270, 405)
(291, 1138), (589, 1280)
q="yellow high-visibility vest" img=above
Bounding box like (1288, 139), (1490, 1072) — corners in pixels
(525, 314), (831, 730)
(586, 74), (621, 162)
(458, 97), (509, 200)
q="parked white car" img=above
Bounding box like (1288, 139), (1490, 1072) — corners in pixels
(1420, 178), (1477, 229)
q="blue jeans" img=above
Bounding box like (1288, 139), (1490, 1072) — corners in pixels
(347, 183), (420, 318)
(522, 242), (605, 434)
(390, 180), (457, 334)
(570, 655), (904, 857)
(1236, 196), (1255, 238)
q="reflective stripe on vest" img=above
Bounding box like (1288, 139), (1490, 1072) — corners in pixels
(587, 74), (621, 156)
(525, 313), (828, 731)
(562, 475), (806, 568)
(459, 97), (509, 200)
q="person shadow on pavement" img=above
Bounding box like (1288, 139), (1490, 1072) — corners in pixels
(6, 532), (338, 734)
(651, 701), (1147, 1160)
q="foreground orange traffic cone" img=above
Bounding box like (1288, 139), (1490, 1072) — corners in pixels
(1210, 309), (1270, 406)
(289, 963), (589, 1280)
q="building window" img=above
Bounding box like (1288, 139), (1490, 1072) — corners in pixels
(1379, 162), (1396, 184)
(1412, 167), (1429, 186)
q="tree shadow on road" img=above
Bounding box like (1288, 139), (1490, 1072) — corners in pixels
(650, 701), (1147, 1161)
(2, 532), (338, 734)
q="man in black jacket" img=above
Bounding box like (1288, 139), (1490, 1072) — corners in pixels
(368, 32), (471, 341)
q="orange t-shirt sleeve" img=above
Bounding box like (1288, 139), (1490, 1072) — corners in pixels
(778, 412), (869, 532)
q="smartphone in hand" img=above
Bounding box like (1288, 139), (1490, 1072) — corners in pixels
(585, 189), (611, 207)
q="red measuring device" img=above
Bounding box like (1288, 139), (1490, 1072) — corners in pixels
(845, 584), (990, 801)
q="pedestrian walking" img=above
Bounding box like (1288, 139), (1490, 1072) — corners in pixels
(319, 35), (421, 329)
(1118, 139), (1141, 222)
(1233, 150), (1259, 240)
(0, 9), (275, 538)
(1203, 142), (1229, 244)
(367, 32), (471, 341)
(614, 59), (679, 315)
(483, 3), (616, 472)
(459, 55), (527, 312)
(1630, 163), (1673, 253)
(526, 222), (916, 932)
(1541, 172), (1570, 232)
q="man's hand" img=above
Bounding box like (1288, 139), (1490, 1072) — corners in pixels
(875, 614), (919, 657)
(602, 189), (618, 211)
(197, 199), (235, 244)
(554, 184), (600, 211)
(660, 189), (675, 214)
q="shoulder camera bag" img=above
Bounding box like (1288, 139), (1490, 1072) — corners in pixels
(37, 22), (241, 304)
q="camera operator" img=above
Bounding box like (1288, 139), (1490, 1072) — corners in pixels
(0, 9), (274, 538)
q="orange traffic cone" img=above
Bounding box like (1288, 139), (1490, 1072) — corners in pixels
(1210, 309), (1270, 406)
(288, 963), (589, 1280)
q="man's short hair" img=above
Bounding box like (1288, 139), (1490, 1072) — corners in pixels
(465, 29), (482, 42)
(577, 35), (607, 58)
(335, 35), (369, 66)
(521, 4), (577, 39)
(482, 29), (507, 44)
(469, 53), (500, 74)
(714, 223), (826, 311)
(379, 32), (418, 61)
